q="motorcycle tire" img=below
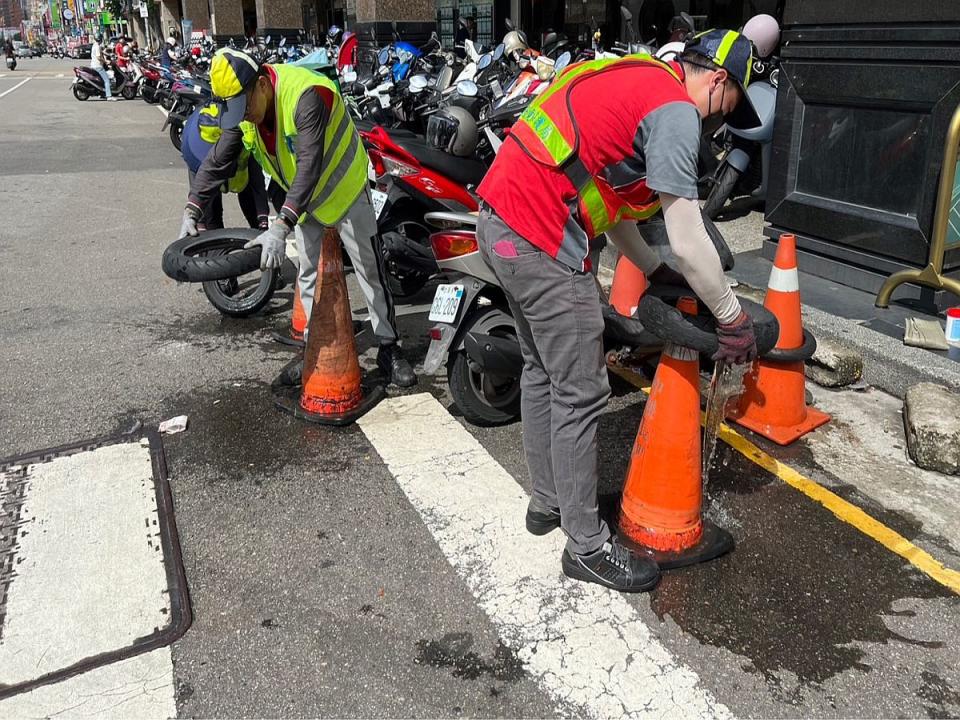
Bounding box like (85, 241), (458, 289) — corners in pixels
(121, 84), (137, 100)
(72, 84), (90, 101)
(141, 85), (159, 103)
(169, 121), (183, 151)
(162, 229), (263, 283)
(160, 92), (176, 111)
(702, 163), (742, 220)
(447, 308), (521, 427)
(637, 287), (779, 356)
(201, 255), (278, 317)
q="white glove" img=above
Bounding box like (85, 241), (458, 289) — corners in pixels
(179, 208), (199, 238)
(244, 221), (290, 271)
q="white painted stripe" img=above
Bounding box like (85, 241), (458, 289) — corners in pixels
(767, 265), (799, 293)
(156, 105), (168, 117)
(0, 649), (175, 719)
(0, 440), (175, 715)
(56, 73), (64, 78)
(0, 77), (30, 98)
(359, 394), (731, 719)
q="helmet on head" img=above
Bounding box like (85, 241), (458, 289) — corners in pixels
(502, 30), (527, 57)
(327, 25), (342, 41)
(166, 36), (176, 46)
(191, 46), (201, 57)
(426, 105), (477, 157)
(741, 14), (780, 59)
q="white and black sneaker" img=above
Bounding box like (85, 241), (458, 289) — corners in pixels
(561, 536), (660, 593)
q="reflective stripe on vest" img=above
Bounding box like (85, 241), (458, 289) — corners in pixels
(198, 103), (249, 193)
(511, 55), (683, 239)
(240, 64), (367, 226)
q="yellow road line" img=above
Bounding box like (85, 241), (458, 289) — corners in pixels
(610, 365), (960, 595)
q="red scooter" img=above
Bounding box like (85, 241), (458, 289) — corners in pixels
(360, 124), (484, 296)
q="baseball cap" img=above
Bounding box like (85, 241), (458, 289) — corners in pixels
(209, 48), (261, 129)
(684, 29), (761, 130)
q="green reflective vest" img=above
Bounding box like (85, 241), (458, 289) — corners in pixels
(198, 103), (250, 194)
(239, 64), (367, 226)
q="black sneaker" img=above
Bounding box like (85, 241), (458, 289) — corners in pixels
(561, 537), (660, 593)
(526, 505), (561, 535)
(377, 343), (417, 388)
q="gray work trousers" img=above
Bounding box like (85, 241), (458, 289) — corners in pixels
(477, 206), (611, 556)
(296, 188), (398, 345)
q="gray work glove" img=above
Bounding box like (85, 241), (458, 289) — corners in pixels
(179, 207), (199, 238)
(244, 221), (290, 271)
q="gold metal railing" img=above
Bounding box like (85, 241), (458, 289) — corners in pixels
(876, 103), (960, 307)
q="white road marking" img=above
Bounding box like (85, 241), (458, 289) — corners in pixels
(0, 649), (175, 719)
(0, 77), (30, 98)
(359, 393), (731, 719)
(156, 105), (168, 117)
(0, 440), (176, 715)
(56, 73), (64, 78)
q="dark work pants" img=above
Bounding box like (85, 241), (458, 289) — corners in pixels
(477, 206), (611, 556)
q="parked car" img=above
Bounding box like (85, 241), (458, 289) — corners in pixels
(15, 46), (34, 58)
(75, 44), (92, 59)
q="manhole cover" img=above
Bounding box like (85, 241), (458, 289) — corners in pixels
(0, 431), (190, 699)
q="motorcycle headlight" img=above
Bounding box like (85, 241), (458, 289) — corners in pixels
(426, 113), (459, 153)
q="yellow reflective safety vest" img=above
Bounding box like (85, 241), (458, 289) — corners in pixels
(239, 64), (367, 226)
(197, 103), (250, 194)
(509, 54), (684, 239)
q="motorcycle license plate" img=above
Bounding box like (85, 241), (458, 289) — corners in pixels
(370, 189), (388, 219)
(429, 284), (464, 323)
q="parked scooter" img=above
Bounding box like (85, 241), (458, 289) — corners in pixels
(71, 63), (138, 101)
(163, 77), (212, 151)
(419, 212), (748, 426)
(701, 14), (781, 218)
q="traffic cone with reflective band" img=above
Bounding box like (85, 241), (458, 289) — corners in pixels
(618, 296), (733, 569)
(609, 255), (648, 318)
(272, 228), (384, 425)
(728, 234), (830, 445)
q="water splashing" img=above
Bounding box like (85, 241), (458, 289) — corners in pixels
(701, 362), (748, 490)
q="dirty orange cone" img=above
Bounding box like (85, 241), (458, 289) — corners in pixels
(272, 284), (308, 348)
(272, 228), (384, 425)
(609, 255), (648, 317)
(728, 234), (830, 445)
(619, 297), (733, 569)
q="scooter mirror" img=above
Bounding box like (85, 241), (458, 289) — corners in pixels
(504, 17), (514, 31)
(265, 35), (272, 45)
(377, 47), (390, 65)
(555, 50), (571, 71)
(620, 5), (632, 21)
(477, 53), (492, 71)
(280, 37), (286, 47)
(409, 74), (428, 93)
(493, 43), (505, 60)
(457, 79), (478, 96)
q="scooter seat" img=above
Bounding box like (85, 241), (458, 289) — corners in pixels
(393, 138), (487, 188)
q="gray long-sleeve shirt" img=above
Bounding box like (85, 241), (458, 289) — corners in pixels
(187, 83), (331, 227)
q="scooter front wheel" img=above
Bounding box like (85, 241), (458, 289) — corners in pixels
(169, 120), (183, 151)
(121, 84), (137, 100)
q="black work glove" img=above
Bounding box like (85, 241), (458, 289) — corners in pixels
(712, 311), (757, 365)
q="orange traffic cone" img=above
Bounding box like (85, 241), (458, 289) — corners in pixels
(619, 297), (733, 569)
(272, 228), (384, 425)
(728, 234), (830, 445)
(273, 284), (308, 348)
(609, 255), (648, 318)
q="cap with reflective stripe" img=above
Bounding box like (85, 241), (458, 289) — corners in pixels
(684, 29), (761, 129)
(210, 48), (260, 100)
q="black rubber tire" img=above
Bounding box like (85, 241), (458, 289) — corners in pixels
(637, 287), (779, 356)
(169, 120), (183, 151)
(200, 251), (277, 317)
(447, 308), (521, 426)
(702, 163), (742, 220)
(381, 217), (435, 297)
(72, 84), (90, 101)
(162, 229), (263, 283)
(121, 84), (137, 100)
(160, 92), (176, 111)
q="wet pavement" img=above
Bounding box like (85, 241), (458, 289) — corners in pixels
(1, 57), (959, 718)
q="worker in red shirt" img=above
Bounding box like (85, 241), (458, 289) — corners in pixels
(475, 30), (761, 593)
(115, 39), (130, 71)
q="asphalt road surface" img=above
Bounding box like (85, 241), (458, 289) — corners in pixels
(1, 57), (959, 719)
